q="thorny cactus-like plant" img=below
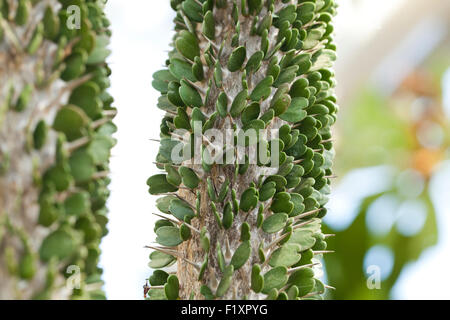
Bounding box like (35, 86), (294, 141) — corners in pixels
(0, 0), (115, 299)
(147, 0), (338, 300)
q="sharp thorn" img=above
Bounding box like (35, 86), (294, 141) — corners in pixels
(313, 250), (335, 255)
(288, 263), (319, 274)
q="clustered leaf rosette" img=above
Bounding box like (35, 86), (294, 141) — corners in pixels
(147, 0), (338, 300)
(0, 0), (115, 299)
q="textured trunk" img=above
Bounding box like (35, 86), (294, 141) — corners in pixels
(147, 0), (338, 300)
(176, 3), (277, 300)
(0, 0), (114, 299)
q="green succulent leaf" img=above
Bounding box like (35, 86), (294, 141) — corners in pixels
(230, 89), (248, 118)
(216, 92), (229, 117)
(230, 240), (251, 270)
(250, 76), (273, 101)
(262, 213), (289, 234)
(287, 229), (317, 251)
(262, 266), (288, 294)
(178, 166), (200, 189)
(175, 30), (200, 60)
(156, 226), (183, 247)
(241, 102), (261, 126)
(170, 58), (196, 82)
(169, 199), (195, 221)
(279, 97), (308, 122)
(149, 270), (169, 286)
(174, 107), (191, 130)
(270, 192), (294, 215)
(240, 187), (258, 212)
(269, 244), (302, 267)
(64, 192), (90, 216)
(216, 265), (234, 297)
(251, 264), (264, 293)
(246, 51), (264, 74)
(222, 202), (234, 229)
(53, 105), (88, 142)
(164, 275), (180, 300)
(179, 80), (203, 108)
(228, 46), (247, 72)
(202, 10), (215, 40)
(147, 174), (179, 195)
(288, 268), (315, 297)
(156, 196), (177, 214)
(39, 228), (77, 262)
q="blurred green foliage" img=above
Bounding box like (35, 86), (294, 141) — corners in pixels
(323, 41), (450, 300)
(324, 189), (437, 300)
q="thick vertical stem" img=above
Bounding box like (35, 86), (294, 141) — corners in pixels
(148, 0), (338, 300)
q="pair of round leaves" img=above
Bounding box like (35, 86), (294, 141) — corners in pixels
(222, 202), (234, 229)
(230, 240), (251, 270)
(246, 51), (264, 74)
(182, 0), (203, 22)
(64, 192), (90, 216)
(175, 30), (200, 61)
(230, 89), (248, 118)
(43, 163), (73, 192)
(148, 166), (199, 194)
(149, 251), (176, 269)
(152, 69), (176, 94)
(262, 266), (289, 294)
(228, 46), (246, 72)
(287, 267), (315, 297)
(240, 187), (258, 212)
(147, 174), (178, 195)
(202, 10), (215, 40)
(250, 76), (273, 101)
(287, 229), (317, 251)
(241, 102), (261, 126)
(251, 264), (264, 293)
(179, 80), (203, 108)
(259, 182), (277, 202)
(164, 275), (179, 300)
(169, 199), (195, 221)
(262, 213), (289, 234)
(69, 81), (103, 119)
(280, 97), (308, 123)
(264, 175), (288, 192)
(270, 192), (294, 214)
(156, 195), (176, 214)
(38, 195), (61, 227)
(154, 219), (174, 234)
(269, 243), (302, 268)
(53, 105), (89, 142)
(169, 59), (197, 83)
(149, 270), (169, 286)
(216, 265), (234, 297)
(39, 228), (77, 262)
(69, 149), (97, 184)
(178, 166), (199, 189)
(156, 226), (183, 247)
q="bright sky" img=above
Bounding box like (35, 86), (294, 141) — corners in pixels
(100, 0), (449, 300)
